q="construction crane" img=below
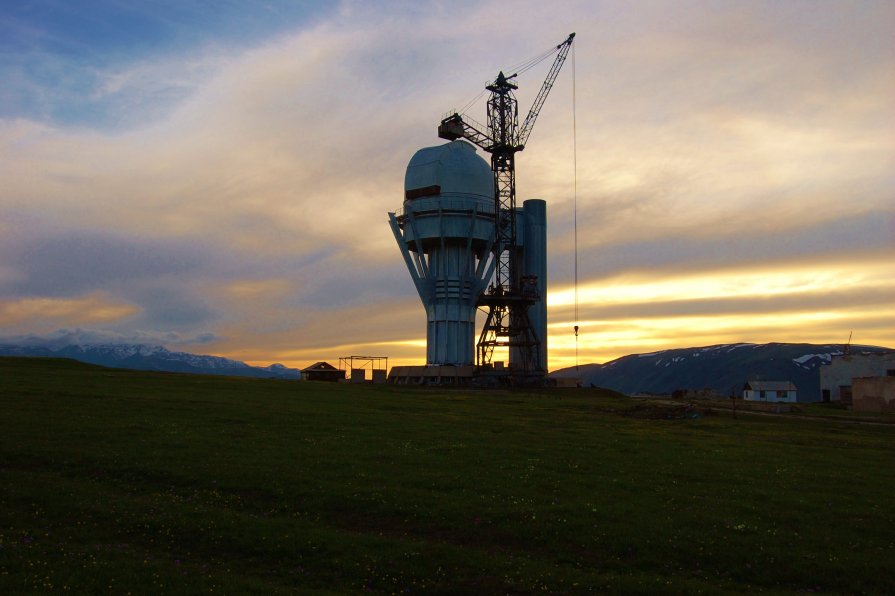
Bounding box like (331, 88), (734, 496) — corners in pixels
(438, 32), (575, 379)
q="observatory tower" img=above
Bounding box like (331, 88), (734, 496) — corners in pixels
(388, 140), (548, 383)
(388, 32), (572, 385)
(389, 140), (496, 368)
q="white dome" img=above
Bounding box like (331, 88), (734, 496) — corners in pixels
(404, 140), (493, 200)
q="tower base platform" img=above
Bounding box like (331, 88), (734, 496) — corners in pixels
(387, 365), (476, 386)
(386, 365), (547, 387)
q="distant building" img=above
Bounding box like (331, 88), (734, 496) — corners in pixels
(852, 377), (895, 412)
(672, 388), (725, 400)
(743, 381), (797, 403)
(301, 362), (345, 382)
(819, 352), (895, 404)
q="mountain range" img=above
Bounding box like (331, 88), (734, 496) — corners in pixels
(0, 343), (301, 379)
(551, 342), (892, 402)
(4, 341), (892, 398)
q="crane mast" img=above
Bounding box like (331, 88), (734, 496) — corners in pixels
(438, 32), (574, 380)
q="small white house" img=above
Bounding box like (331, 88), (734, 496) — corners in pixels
(743, 381), (797, 403)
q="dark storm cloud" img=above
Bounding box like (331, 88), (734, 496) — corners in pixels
(121, 283), (219, 329)
(1, 231), (208, 298)
(547, 209), (894, 284)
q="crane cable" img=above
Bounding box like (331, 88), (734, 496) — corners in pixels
(458, 87), (488, 116)
(507, 44), (560, 77)
(457, 43), (563, 118)
(572, 41), (579, 373)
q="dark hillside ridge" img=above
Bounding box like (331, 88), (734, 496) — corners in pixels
(551, 343), (892, 402)
(0, 343), (301, 379)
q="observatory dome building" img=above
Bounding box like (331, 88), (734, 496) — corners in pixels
(405, 140), (494, 206)
(389, 140), (548, 382)
(387, 33), (572, 385)
(389, 140), (496, 367)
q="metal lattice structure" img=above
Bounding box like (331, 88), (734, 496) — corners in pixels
(437, 33), (574, 380)
(339, 356), (389, 382)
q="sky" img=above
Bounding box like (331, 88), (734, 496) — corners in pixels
(1, 0), (893, 371)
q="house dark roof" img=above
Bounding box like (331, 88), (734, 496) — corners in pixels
(301, 361), (338, 372)
(745, 381), (797, 391)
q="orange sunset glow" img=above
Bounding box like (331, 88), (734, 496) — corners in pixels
(1, 1), (892, 371)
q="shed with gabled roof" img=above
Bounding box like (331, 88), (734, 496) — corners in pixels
(743, 381), (797, 403)
(301, 361), (345, 382)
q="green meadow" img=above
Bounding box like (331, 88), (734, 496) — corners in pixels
(1, 357), (893, 594)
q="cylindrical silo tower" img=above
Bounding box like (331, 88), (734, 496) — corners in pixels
(512, 198), (547, 373)
(388, 140), (496, 366)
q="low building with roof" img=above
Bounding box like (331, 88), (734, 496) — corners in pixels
(743, 381), (797, 403)
(819, 351), (895, 404)
(852, 376), (895, 412)
(301, 362), (345, 382)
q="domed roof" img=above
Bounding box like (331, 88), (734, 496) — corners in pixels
(404, 140), (493, 200)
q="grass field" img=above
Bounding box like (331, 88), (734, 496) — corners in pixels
(1, 357), (893, 594)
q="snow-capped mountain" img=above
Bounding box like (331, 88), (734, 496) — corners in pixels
(551, 343), (892, 402)
(0, 342), (301, 379)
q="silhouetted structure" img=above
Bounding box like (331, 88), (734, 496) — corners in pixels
(301, 362), (345, 382)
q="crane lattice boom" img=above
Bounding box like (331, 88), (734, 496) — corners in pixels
(437, 32), (575, 377)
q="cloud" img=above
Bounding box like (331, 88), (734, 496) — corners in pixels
(0, 0), (336, 128)
(1, 0), (893, 369)
(0, 228), (207, 297)
(0, 327), (220, 349)
(521, 2), (895, 242)
(545, 250), (895, 368)
(0, 294), (138, 330)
